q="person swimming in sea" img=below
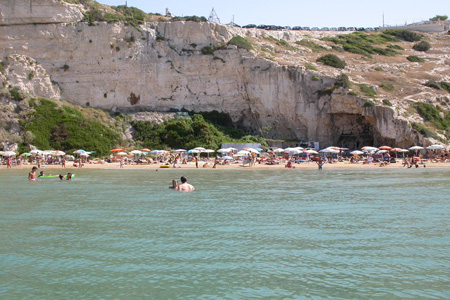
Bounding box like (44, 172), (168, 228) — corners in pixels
(28, 166), (38, 181)
(59, 173), (72, 181)
(169, 179), (178, 189)
(177, 176), (195, 192)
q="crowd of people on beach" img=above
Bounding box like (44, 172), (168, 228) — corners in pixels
(2, 144), (450, 171)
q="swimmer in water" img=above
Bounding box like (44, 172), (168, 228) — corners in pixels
(177, 176), (195, 192)
(28, 166), (38, 181)
(169, 179), (178, 189)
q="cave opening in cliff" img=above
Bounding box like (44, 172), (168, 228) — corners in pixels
(331, 114), (377, 149)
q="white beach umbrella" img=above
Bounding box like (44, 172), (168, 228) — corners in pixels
(305, 149), (318, 154)
(319, 148), (339, 153)
(193, 147), (206, 152)
(350, 150), (364, 155)
(220, 155), (234, 160)
(236, 150), (250, 156)
(426, 144), (445, 150)
(284, 148), (301, 155)
(217, 148), (232, 153)
(1, 151), (16, 157)
(173, 149), (187, 153)
(54, 150), (66, 156)
(116, 152), (128, 156)
(130, 150), (142, 154)
(243, 148), (260, 153)
(361, 146), (378, 152)
(409, 146), (424, 151)
(272, 148), (285, 153)
(376, 150), (388, 154)
(30, 149), (43, 155)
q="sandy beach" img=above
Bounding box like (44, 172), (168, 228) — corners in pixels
(3, 160), (449, 171)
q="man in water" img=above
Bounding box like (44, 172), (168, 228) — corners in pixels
(177, 176), (195, 192)
(28, 166), (38, 181)
(59, 173), (72, 181)
(169, 179), (178, 189)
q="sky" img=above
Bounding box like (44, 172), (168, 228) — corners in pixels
(96, 0), (449, 28)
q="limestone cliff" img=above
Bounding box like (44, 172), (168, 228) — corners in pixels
(1, 0), (449, 148)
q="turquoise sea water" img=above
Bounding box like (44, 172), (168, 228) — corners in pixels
(0, 167), (449, 299)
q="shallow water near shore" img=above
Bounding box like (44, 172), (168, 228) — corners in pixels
(1, 167), (449, 299)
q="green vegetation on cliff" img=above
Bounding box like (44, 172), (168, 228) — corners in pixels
(322, 32), (400, 57)
(20, 98), (122, 156)
(132, 113), (267, 150)
(316, 54), (346, 69)
(413, 102), (450, 139)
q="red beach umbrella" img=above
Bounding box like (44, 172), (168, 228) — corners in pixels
(110, 148), (125, 153)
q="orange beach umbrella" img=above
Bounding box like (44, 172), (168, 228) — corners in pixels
(110, 148), (125, 153)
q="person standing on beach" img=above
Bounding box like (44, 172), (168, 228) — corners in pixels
(62, 157), (66, 168)
(177, 176), (195, 192)
(195, 156), (199, 168)
(28, 166), (38, 181)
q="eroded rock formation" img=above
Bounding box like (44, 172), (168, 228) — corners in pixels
(1, 0), (443, 148)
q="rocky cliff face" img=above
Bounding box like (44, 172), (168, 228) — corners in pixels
(2, 0), (447, 148)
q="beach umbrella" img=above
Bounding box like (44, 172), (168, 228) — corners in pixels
(130, 150), (142, 155)
(244, 148), (260, 154)
(140, 148), (151, 153)
(376, 150), (388, 154)
(173, 149), (187, 153)
(80, 152), (90, 157)
(220, 155), (234, 160)
(30, 149), (43, 155)
(361, 146), (378, 151)
(116, 152), (128, 156)
(20, 152), (32, 157)
(378, 145), (392, 150)
(203, 149), (215, 157)
(110, 148), (125, 153)
(350, 150), (364, 155)
(426, 145), (445, 150)
(74, 149), (85, 154)
(398, 148), (409, 158)
(187, 149), (201, 154)
(217, 148), (232, 153)
(193, 147), (206, 152)
(1, 151), (16, 157)
(319, 148), (339, 153)
(409, 146), (424, 151)
(284, 148), (301, 155)
(409, 146), (424, 156)
(236, 150), (250, 156)
(272, 148), (285, 153)
(305, 149), (318, 154)
(54, 150), (66, 156)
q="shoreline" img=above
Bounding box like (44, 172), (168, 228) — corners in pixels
(2, 161), (449, 171)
